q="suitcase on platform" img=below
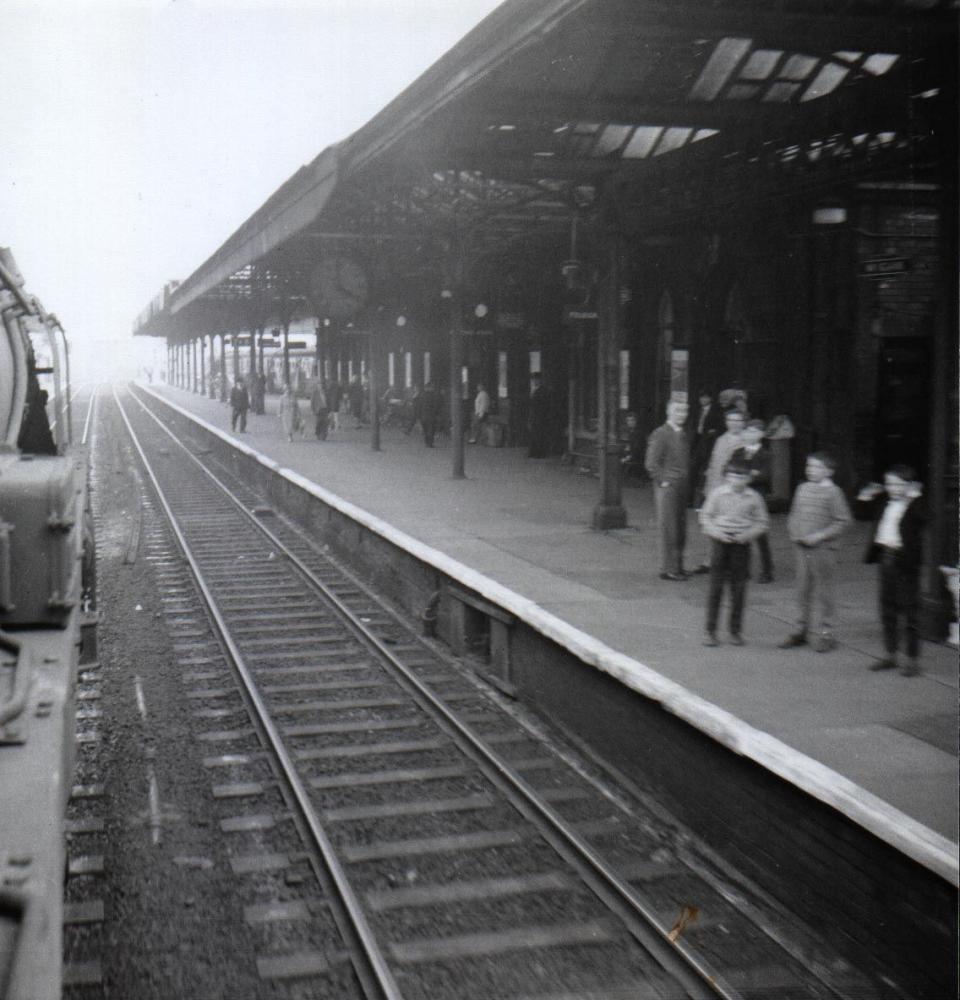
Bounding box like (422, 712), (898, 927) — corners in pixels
(0, 453), (83, 628)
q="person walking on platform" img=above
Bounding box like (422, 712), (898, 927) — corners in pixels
(310, 379), (329, 441)
(229, 377), (250, 433)
(779, 452), (852, 653)
(418, 380), (442, 447)
(700, 459), (769, 646)
(469, 383), (490, 443)
(856, 465), (926, 677)
(278, 383), (302, 443)
(732, 419), (775, 582)
(327, 380), (342, 431)
(253, 370), (267, 414)
(349, 377), (364, 428)
(644, 398), (691, 581)
(527, 373), (550, 458)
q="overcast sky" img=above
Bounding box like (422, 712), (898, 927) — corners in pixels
(1, 0), (503, 364)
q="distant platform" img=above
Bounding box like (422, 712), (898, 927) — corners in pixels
(140, 382), (959, 882)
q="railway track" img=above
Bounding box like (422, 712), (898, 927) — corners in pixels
(112, 383), (873, 1000)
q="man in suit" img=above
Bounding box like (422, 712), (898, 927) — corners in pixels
(690, 390), (726, 506)
(645, 398), (691, 580)
(856, 464), (926, 677)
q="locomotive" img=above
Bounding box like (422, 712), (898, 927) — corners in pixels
(0, 248), (95, 1000)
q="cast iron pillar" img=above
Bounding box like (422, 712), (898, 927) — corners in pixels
(219, 334), (227, 401)
(444, 238), (466, 479)
(208, 334), (217, 399)
(369, 316), (381, 452)
(592, 223), (627, 530)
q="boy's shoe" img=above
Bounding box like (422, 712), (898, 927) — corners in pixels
(813, 634), (837, 653)
(691, 564), (710, 575)
(778, 633), (807, 649)
(728, 634), (745, 646)
(900, 658), (921, 677)
(703, 632), (719, 647)
(869, 657), (898, 671)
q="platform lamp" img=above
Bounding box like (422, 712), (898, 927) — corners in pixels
(811, 197), (848, 226)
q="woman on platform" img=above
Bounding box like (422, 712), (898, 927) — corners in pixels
(279, 383), (302, 442)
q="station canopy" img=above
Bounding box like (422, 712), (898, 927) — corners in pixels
(136, 0), (957, 339)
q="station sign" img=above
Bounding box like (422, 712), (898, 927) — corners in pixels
(285, 341), (308, 349)
(564, 308), (598, 323)
(860, 256), (911, 278)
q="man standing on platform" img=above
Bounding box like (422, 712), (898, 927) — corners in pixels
(310, 379), (329, 441)
(469, 382), (490, 443)
(690, 389), (725, 506)
(645, 398), (691, 581)
(229, 377), (250, 433)
(418, 380), (443, 447)
(527, 373), (550, 458)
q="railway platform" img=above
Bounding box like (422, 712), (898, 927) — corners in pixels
(143, 382), (958, 858)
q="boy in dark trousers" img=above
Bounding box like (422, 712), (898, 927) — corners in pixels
(779, 451), (852, 652)
(699, 459), (769, 646)
(856, 464), (926, 677)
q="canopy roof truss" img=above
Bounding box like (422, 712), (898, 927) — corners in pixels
(139, 0), (956, 340)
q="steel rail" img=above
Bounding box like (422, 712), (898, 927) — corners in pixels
(112, 386), (403, 1000)
(81, 385), (98, 447)
(126, 385), (741, 1000)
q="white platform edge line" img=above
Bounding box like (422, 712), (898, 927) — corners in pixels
(141, 383), (960, 887)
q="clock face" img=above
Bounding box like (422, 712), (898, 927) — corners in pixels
(310, 256), (369, 319)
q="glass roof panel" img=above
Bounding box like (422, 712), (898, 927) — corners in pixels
(740, 49), (782, 80)
(622, 125), (663, 158)
(691, 128), (720, 143)
(689, 37), (752, 100)
(780, 54), (819, 81)
(727, 83), (760, 100)
(763, 81), (800, 102)
(653, 127), (693, 156)
(863, 53), (899, 76)
(592, 123), (632, 157)
(833, 51), (863, 63)
(801, 63), (849, 101)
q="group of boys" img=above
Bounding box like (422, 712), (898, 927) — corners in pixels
(645, 397), (924, 676)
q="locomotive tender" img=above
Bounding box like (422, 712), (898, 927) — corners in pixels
(0, 248), (94, 1000)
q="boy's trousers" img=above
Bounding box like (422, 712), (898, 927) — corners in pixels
(707, 540), (750, 635)
(879, 549), (920, 659)
(794, 544), (837, 635)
